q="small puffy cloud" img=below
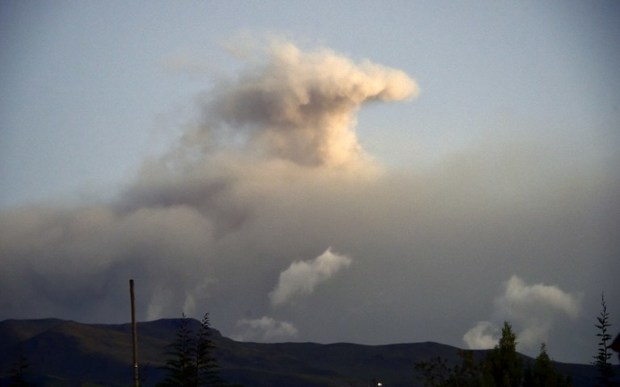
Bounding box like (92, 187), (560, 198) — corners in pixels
(233, 316), (298, 342)
(463, 321), (499, 349)
(463, 275), (581, 350)
(269, 248), (352, 306)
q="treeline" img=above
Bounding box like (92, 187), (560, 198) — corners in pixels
(3, 295), (617, 386)
(414, 294), (617, 387)
(415, 322), (571, 387)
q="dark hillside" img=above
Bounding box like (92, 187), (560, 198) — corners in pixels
(0, 318), (605, 386)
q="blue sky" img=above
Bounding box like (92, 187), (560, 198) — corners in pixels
(1, 1), (619, 364)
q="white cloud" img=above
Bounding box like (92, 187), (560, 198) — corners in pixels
(233, 316), (298, 342)
(463, 275), (582, 350)
(463, 321), (499, 349)
(497, 275), (581, 319)
(269, 248), (352, 306)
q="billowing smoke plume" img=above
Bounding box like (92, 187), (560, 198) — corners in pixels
(463, 275), (582, 350)
(0, 40), (414, 325)
(0, 38), (616, 363)
(186, 41), (418, 169)
(269, 248), (352, 306)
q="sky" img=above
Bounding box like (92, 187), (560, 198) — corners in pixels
(1, 1), (619, 364)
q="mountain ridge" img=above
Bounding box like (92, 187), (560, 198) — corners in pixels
(0, 318), (605, 386)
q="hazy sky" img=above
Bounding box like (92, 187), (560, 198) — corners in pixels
(1, 1), (619, 364)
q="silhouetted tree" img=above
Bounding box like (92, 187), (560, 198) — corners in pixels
(523, 343), (572, 387)
(159, 313), (222, 387)
(593, 293), (614, 387)
(451, 350), (484, 387)
(483, 322), (523, 387)
(415, 355), (451, 387)
(415, 321), (573, 387)
(415, 350), (482, 387)
(160, 314), (196, 386)
(195, 313), (221, 386)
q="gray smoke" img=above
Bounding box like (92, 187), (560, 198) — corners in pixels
(0, 40), (418, 323)
(194, 41), (418, 168)
(0, 40), (617, 363)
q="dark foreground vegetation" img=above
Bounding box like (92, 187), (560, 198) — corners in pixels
(415, 322), (574, 387)
(0, 317), (615, 387)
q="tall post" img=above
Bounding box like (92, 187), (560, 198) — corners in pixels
(130, 279), (139, 387)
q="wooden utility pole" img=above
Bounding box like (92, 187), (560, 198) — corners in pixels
(130, 279), (139, 387)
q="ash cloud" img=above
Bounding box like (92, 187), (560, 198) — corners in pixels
(0, 40), (417, 324)
(0, 39), (617, 363)
(186, 40), (418, 169)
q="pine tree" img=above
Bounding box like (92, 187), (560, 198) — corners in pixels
(523, 343), (572, 387)
(593, 293), (614, 387)
(160, 314), (198, 386)
(159, 313), (222, 387)
(483, 322), (523, 387)
(195, 313), (221, 386)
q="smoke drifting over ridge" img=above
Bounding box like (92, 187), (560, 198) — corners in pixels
(0, 40), (617, 363)
(0, 41), (418, 323)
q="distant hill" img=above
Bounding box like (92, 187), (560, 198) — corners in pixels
(0, 318), (605, 386)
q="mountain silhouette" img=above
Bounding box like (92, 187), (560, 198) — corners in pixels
(0, 318), (603, 386)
